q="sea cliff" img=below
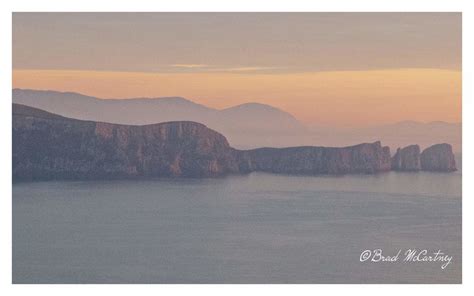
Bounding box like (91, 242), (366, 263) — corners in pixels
(12, 104), (456, 181)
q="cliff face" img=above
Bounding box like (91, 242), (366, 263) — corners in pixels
(420, 144), (457, 172)
(13, 104), (238, 180)
(235, 142), (391, 175)
(391, 145), (421, 171)
(12, 104), (455, 181)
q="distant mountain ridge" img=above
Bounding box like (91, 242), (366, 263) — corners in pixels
(12, 88), (304, 137)
(12, 89), (461, 152)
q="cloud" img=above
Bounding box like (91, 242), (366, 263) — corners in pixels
(223, 66), (279, 72)
(168, 64), (282, 73)
(170, 64), (208, 68)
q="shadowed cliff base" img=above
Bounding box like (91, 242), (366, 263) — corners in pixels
(12, 104), (456, 181)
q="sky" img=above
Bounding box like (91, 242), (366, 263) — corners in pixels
(12, 13), (461, 126)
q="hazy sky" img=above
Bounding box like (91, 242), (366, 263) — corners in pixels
(12, 13), (461, 126)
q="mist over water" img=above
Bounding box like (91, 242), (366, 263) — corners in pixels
(13, 169), (461, 284)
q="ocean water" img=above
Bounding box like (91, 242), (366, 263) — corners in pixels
(13, 171), (461, 284)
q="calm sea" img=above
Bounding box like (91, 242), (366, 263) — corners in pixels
(13, 169), (462, 283)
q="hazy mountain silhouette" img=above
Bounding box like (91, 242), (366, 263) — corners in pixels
(12, 89), (216, 124)
(12, 89), (304, 146)
(12, 89), (461, 152)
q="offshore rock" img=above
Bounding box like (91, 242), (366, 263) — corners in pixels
(420, 143), (457, 172)
(391, 145), (421, 171)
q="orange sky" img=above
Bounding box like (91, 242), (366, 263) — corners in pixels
(12, 13), (461, 127)
(13, 68), (461, 127)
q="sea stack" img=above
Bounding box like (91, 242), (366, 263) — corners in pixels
(420, 144), (457, 172)
(391, 145), (421, 171)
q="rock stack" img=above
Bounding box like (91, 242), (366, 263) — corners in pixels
(391, 145), (421, 171)
(391, 143), (456, 172)
(420, 143), (457, 172)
